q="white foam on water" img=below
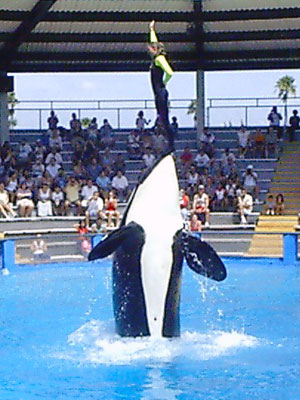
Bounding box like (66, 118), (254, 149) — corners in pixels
(53, 320), (260, 365)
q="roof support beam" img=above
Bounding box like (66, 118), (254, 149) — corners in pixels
(15, 51), (194, 62)
(0, 32), (191, 43)
(0, 0), (57, 70)
(204, 7), (300, 22)
(2, 8), (300, 23)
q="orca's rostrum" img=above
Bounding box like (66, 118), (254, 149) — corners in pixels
(88, 153), (226, 338)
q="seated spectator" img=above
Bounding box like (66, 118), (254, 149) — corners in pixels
(265, 127), (278, 158)
(275, 193), (285, 215)
(49, 129), (63, 151)
(221, 148), (236, 167)
(41, 171), (53, 188)
(225, 179), (237, 208)
(267, 106), (282, 138)
(142, 147), (156, 169)
(105, 191), (120, 228)
(82, 140), (97, 166)
(73, 142), (84, 162)
(96, 169), (111, 198)
(46, 158), (61, 180)
(70, 112), (83, 146)
(16, 182), (35, 217)
(87, 117), (99, 142)
(75, 220), (91, 257)
(31, 159), (45, 180)
(86, 157), (102, 182)
(192, 185), (210, 228)
(41, 131), (50, 151)
(99, 118), (115, 148)
(81, 179), (98, 209)
(152, 129), (166, 156)
(37, 183), (53, 217)
(213, 183), (226, 211)
(51, 185), (65, 216)
(100, 147), (114, 175)
(237, 126), (250, 158)
(5, 172), (18, 204)
(112, 153), (126, 175)
(31, 234), (50, 261)
(189, 213), (202, 232)
(221, 157), (236, 178)
(237, 188), (253, 224)
(64, 177), (82, 215)
(179, 188), (190, 221)
(199, 128), (215, 158)
(73, 160), (87, 182)
(264, 194), (276, 215)
(56, 168), (68, 189)
(47, 110), (59, 131)
(194, 148), (210, 174)
(34, 139), (47, 162)
(90, 216), (104, 234)
(136, 110), (150, 131)
(85, 191), (105, 228)
(253, 128), (266, 158)
(17, 139), (32, 169)
(289, 109), (300, 142)
(0, 182), (16, 218)
(243, 165), (259, 203)
(111, 170), (129, 202)
(127, 130), (142, 159)
(45, 148), (63, 165)
(186, 165), (200, 197)
(180, 147), (193, 176)
(171, 116), (179, 137)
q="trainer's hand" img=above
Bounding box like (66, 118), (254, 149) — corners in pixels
(149, 20), (155, 30)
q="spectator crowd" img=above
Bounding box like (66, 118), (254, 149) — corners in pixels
(0, 106), (290, 229)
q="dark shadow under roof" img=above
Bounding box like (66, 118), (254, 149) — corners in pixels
(1, 0), (300, 73)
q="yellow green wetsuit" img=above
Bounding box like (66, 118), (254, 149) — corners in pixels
(149, 27), (174, 151)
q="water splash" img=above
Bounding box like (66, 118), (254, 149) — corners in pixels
(54, 320), (260, 366)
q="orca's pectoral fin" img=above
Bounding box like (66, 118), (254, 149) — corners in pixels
(182, 233), (227, 281)
(88, 222), (144, 261)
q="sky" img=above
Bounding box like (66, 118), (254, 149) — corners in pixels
(10, 68), (300, 129)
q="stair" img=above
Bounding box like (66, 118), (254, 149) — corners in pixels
(267, 142), (300, 214)
(246, 215), (298, 257)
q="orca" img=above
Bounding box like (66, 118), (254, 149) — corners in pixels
(88, 153), (226, 338)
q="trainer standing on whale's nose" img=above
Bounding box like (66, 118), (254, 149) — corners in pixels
(148, 20), (174, 152)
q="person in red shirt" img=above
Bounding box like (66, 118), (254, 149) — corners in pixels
(180, 147), (193, 176)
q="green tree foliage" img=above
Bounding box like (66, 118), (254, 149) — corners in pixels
(275, 76), (296, 128)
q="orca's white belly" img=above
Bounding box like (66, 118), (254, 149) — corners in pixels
(141, 230), (174, 336)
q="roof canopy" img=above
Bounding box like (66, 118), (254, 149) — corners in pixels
(1, 0), (300, 73)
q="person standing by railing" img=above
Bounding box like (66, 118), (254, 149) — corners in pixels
(148, 20), (174, 151)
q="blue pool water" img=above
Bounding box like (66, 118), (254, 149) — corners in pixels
(1, 259), (300, 400)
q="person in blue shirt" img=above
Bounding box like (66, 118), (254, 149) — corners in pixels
(148, 20), (174, 151)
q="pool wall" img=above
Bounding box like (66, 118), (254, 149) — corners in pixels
(1, 233), (299, 272)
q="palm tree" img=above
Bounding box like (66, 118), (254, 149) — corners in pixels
(275, 76), (296, 131)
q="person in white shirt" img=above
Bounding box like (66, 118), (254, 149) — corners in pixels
(192, 185), (210, 227)
(0, 182), (16, 218)
(81, 179), (98, 208)
(112, 170), (129, 201)
(237, 188), (253, 224)
(243, 165), (259, 202)
(51, 185), (65, 216)
(142, 147), (156, 169)
(46, 158), (61, 179)
(85, 191), (105, 227)
(45, 149), (63, 165)
(136, 110), (150, 131)
(221, 148), (236, 167)
(237, 126), (250, 158)
(194, 149), (210, 173)
(49, 129), (63, 151)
